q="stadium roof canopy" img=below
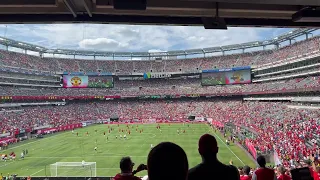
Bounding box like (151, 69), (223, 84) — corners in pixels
(0, 28), (317, 57)
(1, 0), (320, 28)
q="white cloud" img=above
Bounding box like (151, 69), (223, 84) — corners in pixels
(0, 24), (293, 54)
(79, 38), (128, 51)
(148, 49), (167, 53)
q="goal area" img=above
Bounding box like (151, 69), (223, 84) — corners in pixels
(50, 162), (96, 177)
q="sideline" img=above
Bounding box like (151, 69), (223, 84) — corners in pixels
(206, 125), (245, 165)
(0, 132), (69, 153)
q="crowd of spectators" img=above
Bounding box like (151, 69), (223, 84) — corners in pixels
(0, 37), (319, 73)
(114, 134), (319, 180)
(1, 100), (319, 170)
(0, 75), (318, 96)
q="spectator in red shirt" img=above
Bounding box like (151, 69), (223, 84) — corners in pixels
(241, 166), (252, 180)
(252, 156), (277, 180)
(147, 142), (188, 180)
(114, 157), (147, 180)
(277, 166), (291, 180)
(188, 134), (239, 180)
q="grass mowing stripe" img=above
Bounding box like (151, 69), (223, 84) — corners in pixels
(0, 123), (253, 176)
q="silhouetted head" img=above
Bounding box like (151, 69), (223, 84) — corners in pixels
(120, 156), (134, 173)
(257, 155), (266, 168)
(243, 165), (251, 175)
(198, 134), (218, 160)
(278, 166), (286, 175)
(147, 142), (188, 180)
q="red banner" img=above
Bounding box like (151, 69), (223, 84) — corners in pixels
(211, 120), (224, 128)
(37, 123), (82, 134)
(0, 137), (17, 145)
(105, 120), (205, 124)
(10, 95), (121, 101)
(245, 138), (257, 159)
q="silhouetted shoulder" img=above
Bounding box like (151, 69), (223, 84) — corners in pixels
(188, 163), (239, 180)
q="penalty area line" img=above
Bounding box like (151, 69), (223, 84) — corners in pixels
(30, 169), (44, 176)
(206, 125), (245, 165)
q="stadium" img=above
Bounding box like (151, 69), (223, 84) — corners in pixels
(0, 1), (320, 180)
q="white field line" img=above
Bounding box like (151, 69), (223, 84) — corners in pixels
(0, 161), (15, 168)
(30, 169), (44, 176)
(207, 125), (245, 165)
(0, 132), (67, 152)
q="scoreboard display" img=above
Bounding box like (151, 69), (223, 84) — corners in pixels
(201, 66), (251, 86)
(63, 75), (113, 88)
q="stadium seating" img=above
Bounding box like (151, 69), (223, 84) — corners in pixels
(0, 36), (319, 73)
(0, 75), (318, 96)
(0, 34), (320, 175)
(0, 100), (319, 170)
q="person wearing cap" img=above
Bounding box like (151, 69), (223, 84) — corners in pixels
(188, 134), (240, 180)
(277, 166), (290, 180)
(252, 155), (277, 180)
(241, 166), (252, 180)
(114, 156), (147, 180)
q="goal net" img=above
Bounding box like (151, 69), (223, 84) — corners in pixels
(50, 162), (96, 177)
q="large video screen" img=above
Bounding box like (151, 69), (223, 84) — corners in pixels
(201, 67), (251, 86)
(63, 75), (113, 88)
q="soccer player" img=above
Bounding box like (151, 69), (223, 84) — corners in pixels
(120, 134), (122, 139)
(82, 160), (85, 167)
(151, 144), (153, 149)
(124, 134), (127, 140)
(94, 147), (97, 152)
(116, 135), (118, 139)
(76, 132), (79, 136)
(20, 152), (24, 160)
(86, 131), (89, 136)
(104, 132), (106, 136)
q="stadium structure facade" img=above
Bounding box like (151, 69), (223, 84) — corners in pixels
(0, 28), (317, 64)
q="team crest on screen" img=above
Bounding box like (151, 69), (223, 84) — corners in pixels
(71, 76), (82, 86)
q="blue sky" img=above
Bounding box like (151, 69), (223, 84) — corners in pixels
(0, 24), (301, 54)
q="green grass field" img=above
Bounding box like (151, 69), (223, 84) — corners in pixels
(0, 123), (255, 177)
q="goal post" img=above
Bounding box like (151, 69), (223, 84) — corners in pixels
(50, 162), (96, 177)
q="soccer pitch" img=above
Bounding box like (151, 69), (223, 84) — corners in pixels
(0, 123), (255, 177)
